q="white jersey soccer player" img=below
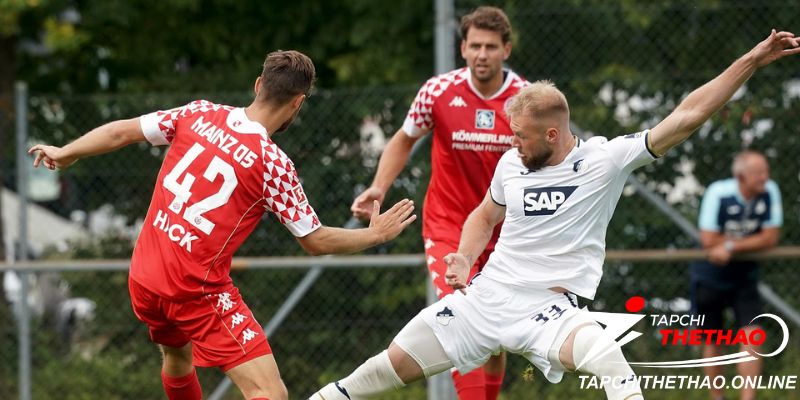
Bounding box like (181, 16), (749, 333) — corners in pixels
(484, 132), (655, 299)
(310, 30), (800, 400)
(413, 132), (655, 386)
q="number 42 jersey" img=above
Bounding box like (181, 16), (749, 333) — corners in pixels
(130, 100), (320, 300)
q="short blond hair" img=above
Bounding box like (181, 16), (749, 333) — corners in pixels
(505, 80), (569, 123)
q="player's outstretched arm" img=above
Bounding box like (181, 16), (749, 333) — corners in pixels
(351, 129), (419, 220)
(648, 30), (800, 156)
(298, 199), (417, 255)
(444, 191), (505, 289)
(28, 118), (146, 170)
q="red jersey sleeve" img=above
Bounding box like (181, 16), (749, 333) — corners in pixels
(261, 142), (321, 237)
(401, 68), (467, 138)
(139, 100), (215, 145)
(401, 79), (437, 138)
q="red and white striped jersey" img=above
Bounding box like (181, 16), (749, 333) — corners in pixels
(401, 67), (528, 246)
(131, 100), (320, 300)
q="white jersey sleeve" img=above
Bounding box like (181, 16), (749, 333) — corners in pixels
(764, 180), (783, 228)
(139, 100), (215, 146)
(698, 180), (724, 232)
(489, 151), (513, 206)
(604, 130), (659, 172)
(262, 144), (321, 237)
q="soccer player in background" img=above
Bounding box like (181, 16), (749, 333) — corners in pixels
(350, 7), (528, 398)
(313, 30), (800, 400)
(692, 150), (782, 400)
(29, 50), (417, 400)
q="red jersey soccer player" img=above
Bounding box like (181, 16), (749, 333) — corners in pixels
(29, 51), (416, 400)
(350, 6), (527, 400)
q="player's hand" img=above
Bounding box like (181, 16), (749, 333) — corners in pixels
(352, 187), (386, 220)
(707, 244), (732, 266)
(28, 144), (76, 170)
(749, 29), (800, 68)
(444, 253), (470, 292)
(368, 199), (416, 242)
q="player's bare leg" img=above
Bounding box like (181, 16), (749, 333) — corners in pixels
(160, 343), (203, 400)
(737, 325), (763, 400)
(161, 343), (194, 376)
(389, 342), (427, 382)
(225, 354), (288, 400)
(558, 323), (643, 400)
(484, 352), (506, 375)
(702, 343), (725, 400)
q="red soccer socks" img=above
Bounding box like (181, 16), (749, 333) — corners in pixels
(484, 370), (505, 400)
(452, 369), (485, 400)
(161, 368), (202, 400)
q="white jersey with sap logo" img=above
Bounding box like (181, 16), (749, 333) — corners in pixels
(483, 131), (658, 299)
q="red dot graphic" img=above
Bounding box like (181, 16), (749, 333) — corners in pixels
(625, 296), (646, 313)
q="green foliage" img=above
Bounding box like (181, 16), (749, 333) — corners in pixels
(0, 0), (45, 36)
(9, 0), (434, 94)
(0, 294), (16, 396)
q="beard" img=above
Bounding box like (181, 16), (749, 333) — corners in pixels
(521, 146), (553, 171)
(471, 65), (499, 83)
(275, 117), (293, 133)
(275, 106), (302, 133)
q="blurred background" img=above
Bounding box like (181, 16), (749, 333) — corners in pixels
(1, 0), (799, 399)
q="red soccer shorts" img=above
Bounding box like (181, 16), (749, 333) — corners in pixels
(423, 237), (493, 299)
(128, 277), (272, 371)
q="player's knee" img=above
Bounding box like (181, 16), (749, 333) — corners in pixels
(392, 315), (452, 379)
(159, 344), (193, 373)
(571, 324), (641, 400)
(266, 382), (288, 400)
(271, 381), (289, 400)
(547, 316), (595, 371)
(243, 380), (287, 400)
(572, 324), (623, 374)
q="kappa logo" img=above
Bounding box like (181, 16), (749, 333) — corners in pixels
(475, 109), (495, 130)
(523, 186), (578, 216)
(449, 96), (467, 107)
(436, 307), (456, 325)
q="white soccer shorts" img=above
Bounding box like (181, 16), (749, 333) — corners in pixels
(417, 274), (585, 383)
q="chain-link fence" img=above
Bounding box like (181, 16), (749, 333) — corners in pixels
(2, 1), (800, 399)
(1, 259), (798, 400)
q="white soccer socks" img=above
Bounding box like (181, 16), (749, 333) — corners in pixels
(308, 350), (405, 400)
(572, 324), (644, 400)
